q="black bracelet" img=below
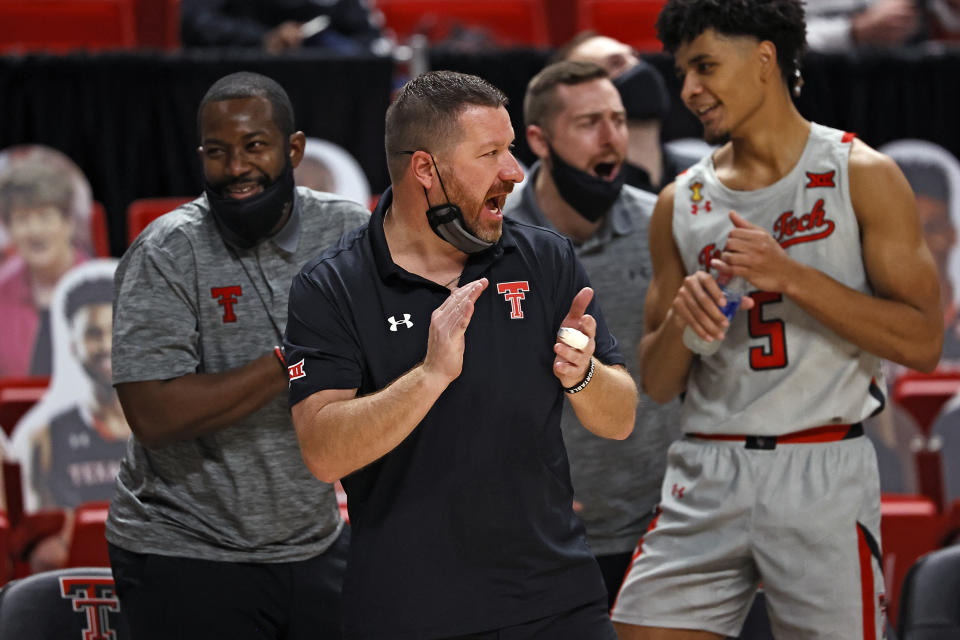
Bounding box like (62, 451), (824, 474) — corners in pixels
(563, 358), (596, 394)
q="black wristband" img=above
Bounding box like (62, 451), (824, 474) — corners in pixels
(563, 358), (596, 394)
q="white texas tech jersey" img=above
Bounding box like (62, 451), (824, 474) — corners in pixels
(673, 123), (885, 436)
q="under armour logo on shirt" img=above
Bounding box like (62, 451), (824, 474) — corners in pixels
(388, 314), (413, 331)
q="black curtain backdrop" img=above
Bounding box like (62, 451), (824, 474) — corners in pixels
(432, 46), (960, 171)
(0, 50), (393, 256)
(1, 46), (958, 256)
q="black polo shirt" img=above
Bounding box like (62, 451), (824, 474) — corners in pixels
(285, 187), (622, 639)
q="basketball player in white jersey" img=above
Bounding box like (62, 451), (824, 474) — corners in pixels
(611, 1), (943, 638)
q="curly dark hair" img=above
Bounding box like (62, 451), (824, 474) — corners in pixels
(656, 0), (806, 89)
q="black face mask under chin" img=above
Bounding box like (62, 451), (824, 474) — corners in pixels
(548, 146), (625, 223)
(424, 154), (493, 255)
(205, 161), (295, 250)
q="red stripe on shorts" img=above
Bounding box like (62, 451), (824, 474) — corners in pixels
(611, 508), (662, 614)
(857, 525), (876, 640)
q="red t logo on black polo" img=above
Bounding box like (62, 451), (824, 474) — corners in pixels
(211, 286), (242, 323)
(497, 281), (530, 319)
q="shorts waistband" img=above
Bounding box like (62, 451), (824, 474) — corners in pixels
(686, 423), (863, 450)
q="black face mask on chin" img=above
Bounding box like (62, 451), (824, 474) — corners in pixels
(548, 145), (625, 223)
(205, 160), (295, 250)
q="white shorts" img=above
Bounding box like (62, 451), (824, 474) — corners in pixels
(611, 428), (886, 639)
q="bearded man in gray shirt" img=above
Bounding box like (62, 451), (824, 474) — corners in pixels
(106, 71), (369, 639)
(504, 60), (680, 608)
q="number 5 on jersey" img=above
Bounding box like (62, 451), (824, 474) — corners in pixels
(748, 292), (788, 370)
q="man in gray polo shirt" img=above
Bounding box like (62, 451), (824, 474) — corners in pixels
(106, 72), (369, 639)
(504, 60), (680, 607)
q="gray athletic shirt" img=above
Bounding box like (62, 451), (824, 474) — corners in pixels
(505, 166), (681, 556)
(107, 188), (370, 562)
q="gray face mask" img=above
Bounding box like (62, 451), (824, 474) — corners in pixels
(548, 145), (625, 222)
(423, 153), (493, 254)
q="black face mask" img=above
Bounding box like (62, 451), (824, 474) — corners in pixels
(548, 146), (625, 222)
(613, 60), (670, 122)
(205, 160), (295, 249)
(424, 154), (493, 254)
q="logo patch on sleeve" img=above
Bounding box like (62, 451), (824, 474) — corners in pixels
(288, 359), (306, 381)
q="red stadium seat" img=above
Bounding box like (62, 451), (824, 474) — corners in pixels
(880, 495), (944, 628)
(0, 378), (48, 439)
(126, 197), (193, 246)
(0, 510), (10, 585)
(133, 0), (180, 50)
(0, 377), (48, 534)
(66, 501), (110, 567)
(891, 370), (960, 510)
(90, 202), (111, 258)
(0, 0), (137, 54)
(375, 0), (550, 47)
(575, 0), (666, 52)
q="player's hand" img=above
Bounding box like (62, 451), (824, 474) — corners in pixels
(554, 287), (596, 388)
(720, 210), (797, 294)
(422, 278), (488, 385)
(671, 269), (735, 343)
(263, 21), (305, 53)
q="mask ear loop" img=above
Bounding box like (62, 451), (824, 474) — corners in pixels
(422, 153), (454, 205)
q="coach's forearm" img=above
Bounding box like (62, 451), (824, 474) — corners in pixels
(568, 363), (637, 440)
(292, 365), (449, 483)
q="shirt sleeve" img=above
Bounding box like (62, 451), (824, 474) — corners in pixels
(554, 238), (625, 368)
(284, 265), (364, 407)
(111, 235), (202, 384)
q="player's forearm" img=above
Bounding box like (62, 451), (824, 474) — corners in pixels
(568, 363), (637, 439)
(292, 365), (449, 483)
(116, 352), (287, 447)
(785, 262), (942, 372)
(638, 310), (695, 403)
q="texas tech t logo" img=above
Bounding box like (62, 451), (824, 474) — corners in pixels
(497, 281), (530, 319)
(211, 285), (242, 323)
(59, 575), (120, 640)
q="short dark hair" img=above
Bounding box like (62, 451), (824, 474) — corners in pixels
(523, 60), (609, 129)
(656, 0), (806, 89)
(197, 71), (296, 140)
(65, 276), (113, 323)
(384, 71), (508, 181)
(0, 162), (73, 224)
